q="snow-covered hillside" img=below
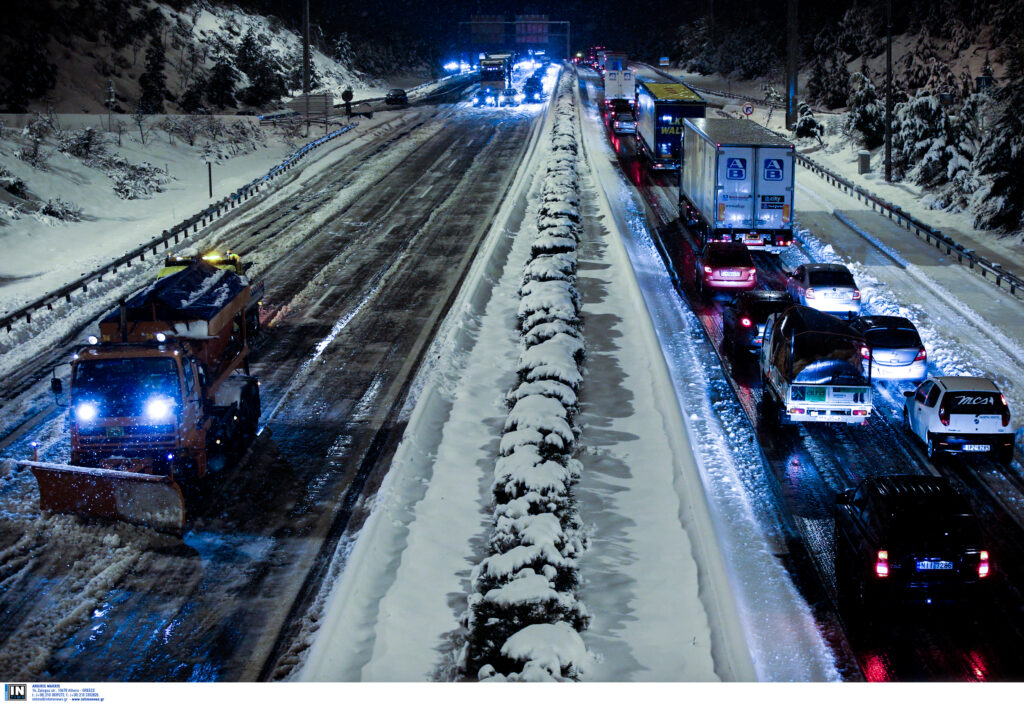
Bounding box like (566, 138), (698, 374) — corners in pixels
(2, 0), (389, 115)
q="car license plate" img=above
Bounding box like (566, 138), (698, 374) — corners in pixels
(744, 233), (761, 242)
(916, 560), (954, 571)
(721, 271), (739, 278)
(963, 444), (990, 452)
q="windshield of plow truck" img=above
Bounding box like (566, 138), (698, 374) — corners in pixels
(72, 357), (181, 419)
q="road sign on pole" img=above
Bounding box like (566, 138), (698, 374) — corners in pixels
(742, 102), (754, 117)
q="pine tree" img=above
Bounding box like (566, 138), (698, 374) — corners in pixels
(973, 40), (1024, 231)
(138, 35), (167, 114)
(932, 93), (986, 212)
(806, 29), (849, 110)
(846, 72), (885, 148)
(236, 29), (263, 79)
(285, 47), (321, 93)
(205, 57), (237, 109)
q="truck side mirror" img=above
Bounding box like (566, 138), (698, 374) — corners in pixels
(903, 390), (915, 398)
(51, 377), (63, 395)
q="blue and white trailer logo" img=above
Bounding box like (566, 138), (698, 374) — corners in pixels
(726, 158), (747, 180)
(763, 158), (784, 181)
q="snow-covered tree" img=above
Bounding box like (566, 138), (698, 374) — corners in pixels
(205, 57), (238, 109)
(930, 93), (987, 212)
(846, 72), (885, 148)
(138, 36), (167, 114)
(806, 29), (849, 110)
(890, 93), (945, 182)
(794, 102), (824, 142)
(973, 40), (1024, 230)
(284, 47), (322, 93)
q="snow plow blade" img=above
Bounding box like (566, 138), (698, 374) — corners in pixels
(19, 460), (186, 534)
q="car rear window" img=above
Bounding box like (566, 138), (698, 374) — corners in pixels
(707, 247), (752, 267)
(944, 391), (1003, 414)
(865, 327), (921, 349)
(808, 269), (854, 286)
(887, 512), (982, 549)
(748, 300), (791, 321)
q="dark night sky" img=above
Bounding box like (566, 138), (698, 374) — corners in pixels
(246, 0), (715, 54)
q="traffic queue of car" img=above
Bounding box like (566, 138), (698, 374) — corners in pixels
(473, 65), (550, 108)
(587, 58), (1015, 615)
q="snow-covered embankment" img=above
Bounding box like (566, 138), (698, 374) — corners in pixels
(463, 74), (591, 682)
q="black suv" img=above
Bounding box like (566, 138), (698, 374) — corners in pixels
(385, 88), (408, 105)
(722, 290), (794, 358)
(834, 475), (990, 611)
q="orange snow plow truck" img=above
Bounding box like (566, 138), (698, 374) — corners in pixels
(19, 260), (261, 533)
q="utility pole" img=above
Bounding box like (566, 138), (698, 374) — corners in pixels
(105, 80), (116, 132)
(884, 0), (893, 182)
(303, 0), (311, 135)
(786, 0), (798, 130)
(709, 0), (715, 45)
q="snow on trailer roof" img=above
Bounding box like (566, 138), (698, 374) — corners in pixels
(684, 118), (793, 147)
(103, 261), (247, 323)
(637, 80), (705, 103)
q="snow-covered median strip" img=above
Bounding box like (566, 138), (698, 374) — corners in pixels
(464, 72), (592, 682)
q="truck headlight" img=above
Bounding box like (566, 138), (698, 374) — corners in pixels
(75, 401), (98, 423)
(145, 396), (175, 422)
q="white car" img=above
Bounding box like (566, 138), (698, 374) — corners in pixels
(903, 376), (1014, 464)
(786, 263), (861, 320)
(851, 315), (928, 382)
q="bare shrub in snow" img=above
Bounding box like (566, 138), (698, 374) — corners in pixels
(57, 127), (108, 162)
(108, 157), (168, 200)
(0, 166), (28, 199)
(39, 197), (82, 222)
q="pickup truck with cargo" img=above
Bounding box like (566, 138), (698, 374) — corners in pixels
(759, 305), (873, 425)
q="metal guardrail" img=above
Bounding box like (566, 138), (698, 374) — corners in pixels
(1, 124), (357, 333)
(795, 152), (1024, 301)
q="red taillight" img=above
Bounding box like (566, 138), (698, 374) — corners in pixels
(853, 409), (869, 416)
(939, 401), (950, 426)
(740, 317), (753, 328)
(1001, 394), (1011, 427)
(860, 346), (872, 360)
(704, 265), (713, 274)
(789, 407), (805, 414)
(805, 287), (816, 299)
(853, 289), (861, 300)
(875, 550), (889, 578)
(979, 550), (990, 578)
(915, 347), (927, 362)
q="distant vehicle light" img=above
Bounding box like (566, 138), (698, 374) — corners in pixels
(87, 335), (99, 345)
(804, 287), (816, 300)
(979, 550), (990, 578)
(75, 402), (99, 423)
(740, 317), (752, 328)
(155, 332), (167, 342)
